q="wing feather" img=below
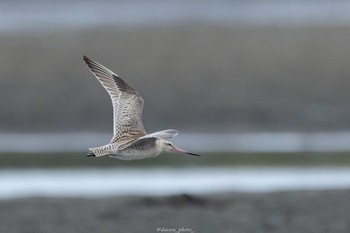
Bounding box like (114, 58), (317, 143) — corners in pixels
(140, 129), (178, 141)
(83, 56), (146, 144)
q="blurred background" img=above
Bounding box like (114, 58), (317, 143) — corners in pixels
(2, 0), (350, 232)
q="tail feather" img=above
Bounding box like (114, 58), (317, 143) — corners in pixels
(86, 152), (96, 157)
(88, 143), (118, 157)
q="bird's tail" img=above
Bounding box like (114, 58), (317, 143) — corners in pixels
(86, 152), (96, 157)
(87, 144), (118, 157)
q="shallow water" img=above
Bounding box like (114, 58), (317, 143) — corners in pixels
(2, 132), (350, 153)
(2, 167), (350, 199)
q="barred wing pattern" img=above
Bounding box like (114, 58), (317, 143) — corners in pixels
(83, 56), (146, 144)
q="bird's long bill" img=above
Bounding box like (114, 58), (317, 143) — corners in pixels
(171, 146), (201, 156)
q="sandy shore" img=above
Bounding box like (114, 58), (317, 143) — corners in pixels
(1, 190), (350, 233)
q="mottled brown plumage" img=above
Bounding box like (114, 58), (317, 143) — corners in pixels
(83, 56), (146, 145)
(83, 56), (200, 160)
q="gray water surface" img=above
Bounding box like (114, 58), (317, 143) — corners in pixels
(2, 132), (350, 153)
(2, 1), (350, 33)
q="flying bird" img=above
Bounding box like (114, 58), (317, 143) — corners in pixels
(83, 56), (201, 160)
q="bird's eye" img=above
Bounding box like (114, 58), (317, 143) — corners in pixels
(167, 143), (171, 145)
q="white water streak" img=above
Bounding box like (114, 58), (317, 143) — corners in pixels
(1, 167), (350, 199)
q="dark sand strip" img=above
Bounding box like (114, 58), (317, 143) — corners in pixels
(1, 190), (350, 233)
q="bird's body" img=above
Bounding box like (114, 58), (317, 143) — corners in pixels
(109, 137), (165, 160)
(83, 56), (200, 160)
(88, 134), (176, 160)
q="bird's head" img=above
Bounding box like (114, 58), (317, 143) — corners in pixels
(157, 139), (201, 156)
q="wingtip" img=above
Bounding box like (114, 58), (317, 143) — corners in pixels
(83, 55), (90, 62)
(171, 129), (179, 137)
(83, 55), (96, 70)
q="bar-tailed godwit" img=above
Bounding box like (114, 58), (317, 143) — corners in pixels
(83, 56), (200, 160)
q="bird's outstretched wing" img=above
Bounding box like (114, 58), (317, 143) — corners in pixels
(140, 129), (178, 141)
(83, 56), (146, 144)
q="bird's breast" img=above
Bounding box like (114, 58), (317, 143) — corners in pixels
(112, 147), (162, 160)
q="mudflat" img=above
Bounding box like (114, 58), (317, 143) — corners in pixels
(1, 190), (350, 233)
